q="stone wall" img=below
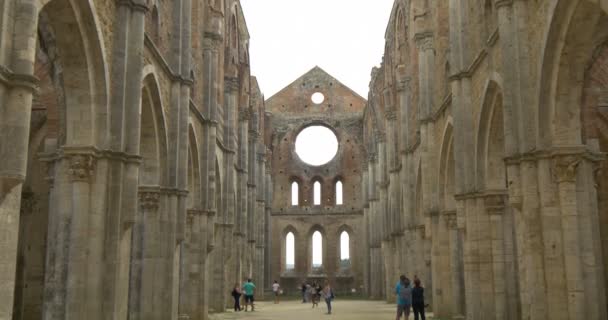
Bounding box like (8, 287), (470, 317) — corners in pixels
(363, 1), (608, 319)
(0, 1), (269, 319)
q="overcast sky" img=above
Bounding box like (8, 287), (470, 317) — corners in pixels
(240, 0), (395, 99)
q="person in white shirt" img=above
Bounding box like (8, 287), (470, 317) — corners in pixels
(272, 280), (281, 304)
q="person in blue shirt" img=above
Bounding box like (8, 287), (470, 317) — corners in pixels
(242, 279), (256, 311)
(395, 275), (412, 320)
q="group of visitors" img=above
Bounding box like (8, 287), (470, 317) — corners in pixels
(395, 275), (426, 320)
(231, 278), (257, 312)
(301, 280), (335, 314)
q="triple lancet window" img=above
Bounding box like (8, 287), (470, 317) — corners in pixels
(289, 179), (344, 207)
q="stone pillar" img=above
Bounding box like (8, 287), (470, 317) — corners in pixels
(552, 155), (586, 319)
(63, 152), (104, 319)
(179, 208), (206, 320)
(131, 188), (161, 320)
(0, 1), (39, 317)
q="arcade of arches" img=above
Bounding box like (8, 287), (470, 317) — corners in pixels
(0, 0), (608, 320)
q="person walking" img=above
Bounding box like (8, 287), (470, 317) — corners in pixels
(301, 282), (307, 303)
(231, 283), (242, 312)
(412, 278), (426, 320)
(322, 280), (334, 315)
(311, 282), (319, 308)
(395, 275), (412, 320)
(242, 278), (256, 312)
(315, 282), (323, 307)
(272, 280), (281, 304)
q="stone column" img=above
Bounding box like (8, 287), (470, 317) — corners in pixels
(0, 1), (39, 317)
(485, 194), (508, 320)
(179, 208), (206, 320)
(131, 188), (161, 320)
(552, 155), (586, 319)
(63, 153), (101, 318)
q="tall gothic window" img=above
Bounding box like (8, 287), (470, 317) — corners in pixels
(291, 181), (299, 206)
(312, 231), (323, 271)
(335, 180), (343, 205)
(314, 181), (321, 205)
(340, 231), (351, 271)
(286, 232), (295, 271)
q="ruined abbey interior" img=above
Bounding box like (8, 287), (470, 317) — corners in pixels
(1, 0), (608, 319)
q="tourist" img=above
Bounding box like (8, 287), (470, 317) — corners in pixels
(231, 283), (242, 312)
(395, 275), (412, 320)
(242, 278), (256, 312)
(311, 282), (319, 308)
(315, 282), (323, 307)
(322, 280), (334, 315)
(272, 280), (281, 304)
(301, 282), (307, 303)
(305, 282), (312, 303)
(412, 278), (426, 320)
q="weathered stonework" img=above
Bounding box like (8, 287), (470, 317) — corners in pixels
(1, 1), (608, 319)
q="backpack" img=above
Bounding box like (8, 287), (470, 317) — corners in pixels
(399, 284), (412, 304)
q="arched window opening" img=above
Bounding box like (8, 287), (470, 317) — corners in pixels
(291, 181), (299, 206)
(340, 231), (351, 272)
(286, 232), (295, 271)
(336, 180), (343, 205)
(313, 181), (321, 205)
(312, 231), (323, 272)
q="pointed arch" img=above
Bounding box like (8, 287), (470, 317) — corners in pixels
(187, 125), (201, 208)
(438, 119), (455, 211)
(537, 0), (608, 148)
(475, 77), (506, 190)
(38, 0), (109, 147)
(139, 70), (169, 187)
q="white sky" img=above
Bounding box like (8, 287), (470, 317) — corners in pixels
(240, 0), (395, 98)
(295, 126), (338, 166)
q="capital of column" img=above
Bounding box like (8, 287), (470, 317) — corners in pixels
(239, 108), (251, 121)
(67, 154), (96, 182)
(441, 210), (457, 229)
(552, 155), (581, 183)
(593, 162), (604, 188)
(224, 76), (240, 93)
(385, 108), (397, 121)
(116, 0), (149, 12)
(495, 0), (513, 9)
(484, 194), (506, 215)
(396, 77), (412, 92)
(375, 131), (387, 143)
(414, 32), (434, 51)
(139, 190), (160, 210)
(367, 153), (377, 164)
(203, 32), (223, 50)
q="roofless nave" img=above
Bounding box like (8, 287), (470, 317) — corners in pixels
(0, 1), (607, 320)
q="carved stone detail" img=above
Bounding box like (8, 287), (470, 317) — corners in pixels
(224, 77), (240, 93)
(484, 195), (506, 215)
(385, 108), (398, 121)
(552, 156), (581, 183)
(139, 191), (160, 210)
(68, 154), (96, 182)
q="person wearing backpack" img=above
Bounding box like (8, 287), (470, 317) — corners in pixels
(395, 275), (412, 320)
